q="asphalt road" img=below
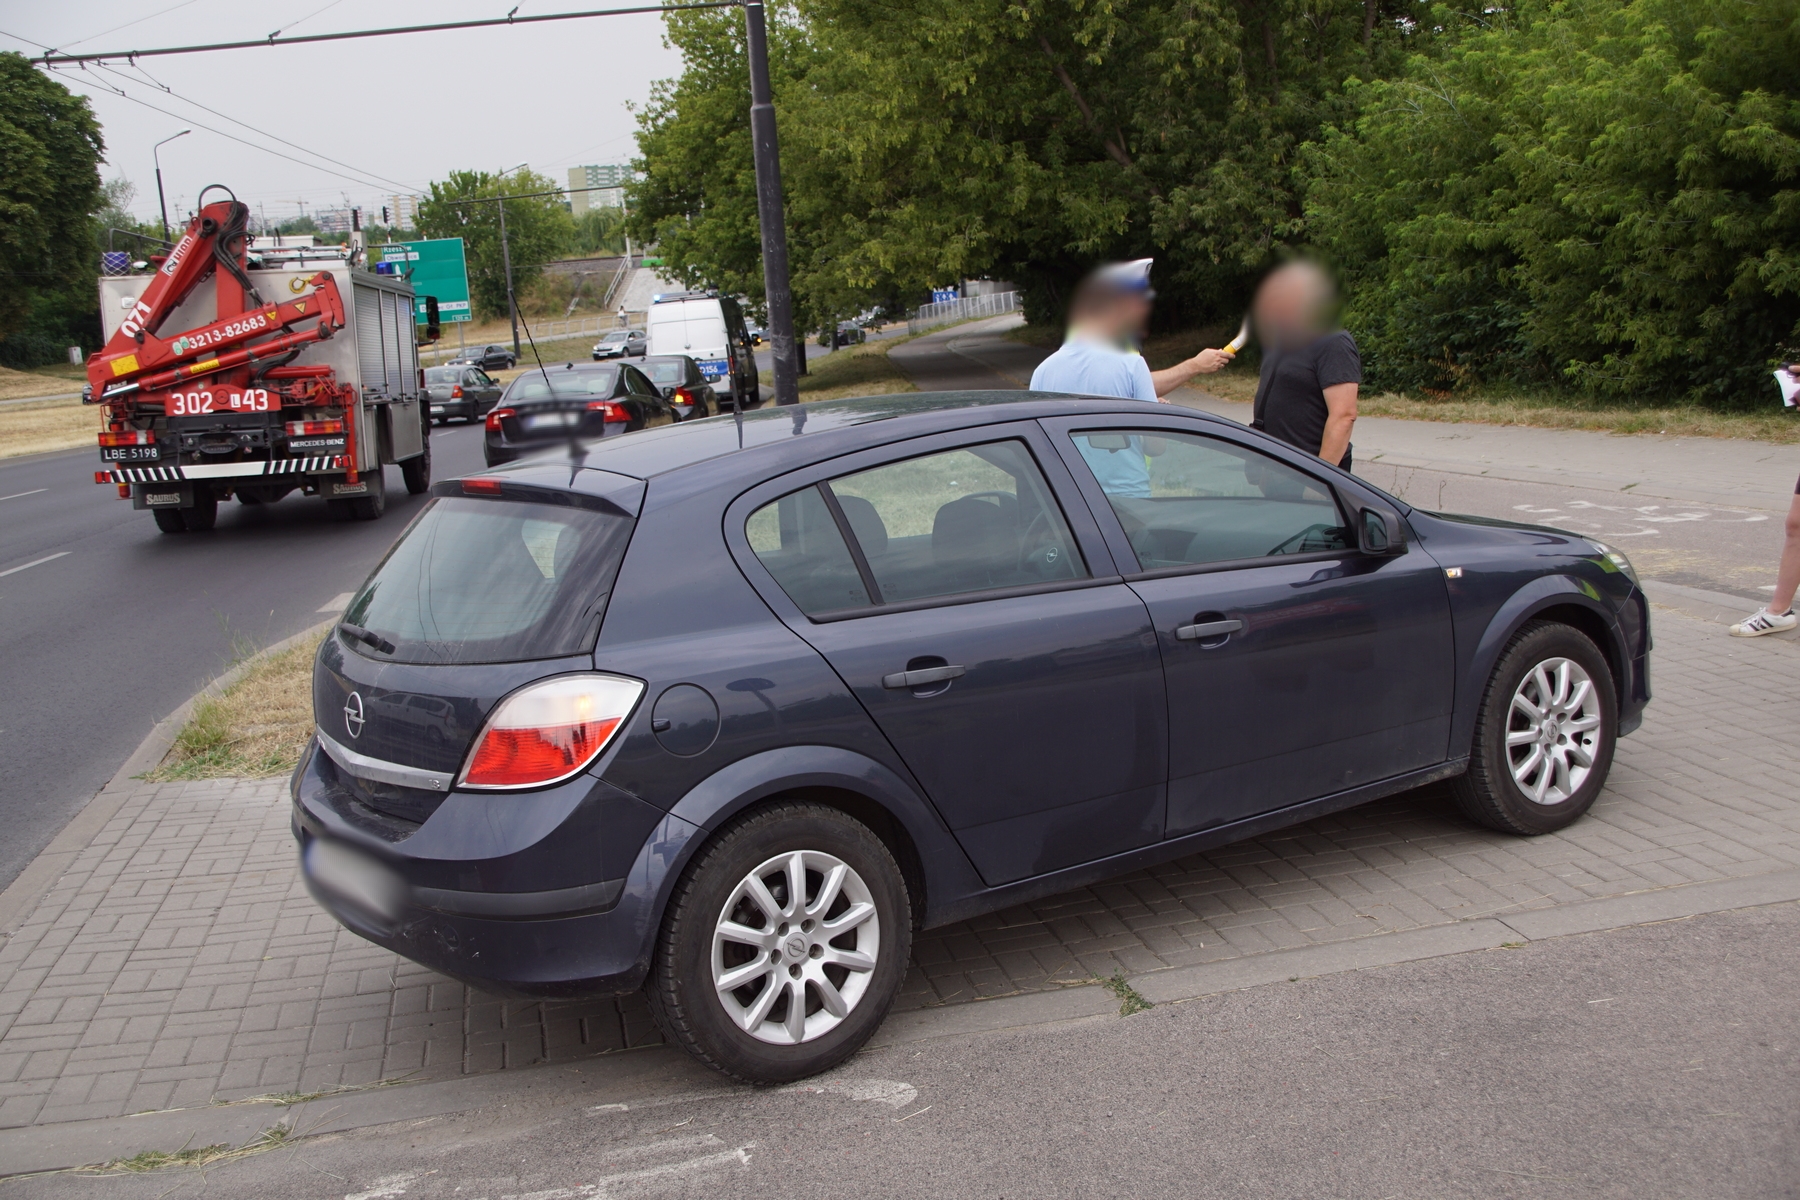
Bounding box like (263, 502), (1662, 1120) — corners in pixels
(31, 902), (1800, 1198)
(0, 422), (490, 890)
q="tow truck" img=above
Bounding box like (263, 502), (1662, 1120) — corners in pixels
(87, 185), (431, 532)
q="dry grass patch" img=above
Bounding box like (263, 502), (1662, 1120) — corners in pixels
(0, 395), (104, 459)
(0, 363), (85, 401)
(149, 632), (323, 781)
(72, 1127), (294, 1175)
(761, 337), (917, 402)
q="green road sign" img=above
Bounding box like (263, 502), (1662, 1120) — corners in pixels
(375, 238), (472, 323)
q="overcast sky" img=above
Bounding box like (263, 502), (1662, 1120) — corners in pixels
(0, 1), (684, 227)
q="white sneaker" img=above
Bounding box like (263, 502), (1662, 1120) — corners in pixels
(1729, 607), (1797, 637)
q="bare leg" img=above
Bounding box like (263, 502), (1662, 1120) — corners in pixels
(1772, 492), (1800, 614)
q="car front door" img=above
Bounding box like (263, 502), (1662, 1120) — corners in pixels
(1045, 416), (1455, 837)
(730, 426), (1167, 886)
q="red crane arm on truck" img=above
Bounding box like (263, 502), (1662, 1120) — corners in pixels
(86, 197), (347, 408)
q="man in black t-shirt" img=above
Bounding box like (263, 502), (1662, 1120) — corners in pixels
(1250, 262), (1361, 471)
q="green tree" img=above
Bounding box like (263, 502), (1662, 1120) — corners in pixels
(417, 169), (575, 319)
(569, 205), (629, 256)
(1308, 0), (1800, 404)
(0, 52), (104, 361)
(629, 0), (1425, 331)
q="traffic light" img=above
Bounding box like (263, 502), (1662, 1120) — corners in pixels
(381, 205), (391, 225)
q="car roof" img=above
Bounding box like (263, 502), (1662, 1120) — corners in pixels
(485, 391), (1240, 489)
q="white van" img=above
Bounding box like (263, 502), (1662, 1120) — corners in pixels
(645, 292), (760, 408)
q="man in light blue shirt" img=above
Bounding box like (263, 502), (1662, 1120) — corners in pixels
(1029, 259), (1234, 496)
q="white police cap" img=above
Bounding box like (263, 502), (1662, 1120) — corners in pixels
(1096, 258), (1154, 298)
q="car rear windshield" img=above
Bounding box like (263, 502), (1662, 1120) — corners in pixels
(424, 367), (458, 383)
(340, 496), (633, 664)
(641, 360), (686, 385)
(506, 368), (619, 402)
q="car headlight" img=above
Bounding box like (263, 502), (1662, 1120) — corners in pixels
(1588, 540), (1639, 585)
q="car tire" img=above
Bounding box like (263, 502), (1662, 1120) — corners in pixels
(152, 506), (186, 534)
(1451, 620), (1617, 836)
(647, 801), (911, 1085)
(181, 491), (218, 532)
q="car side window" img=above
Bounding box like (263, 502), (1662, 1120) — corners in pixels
(746, 488), (872, 616)
(1069, 429), (1352, 569)
(825, 440), (1087, 604)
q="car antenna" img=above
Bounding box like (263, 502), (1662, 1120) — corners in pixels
(514, 310), (583, 468)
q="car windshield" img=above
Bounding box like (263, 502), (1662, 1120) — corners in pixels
(598, 333), (628, 343)
(641, 360), (686, 385)
(505, 368), (619, 401)
(341, 496), (634, 664)
(423, 367), (458, 383)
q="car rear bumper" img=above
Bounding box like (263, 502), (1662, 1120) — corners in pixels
(290, 736), (675, 997)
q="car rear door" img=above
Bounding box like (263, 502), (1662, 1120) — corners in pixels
(1043, 415), (1455, 837)
(728, 424), (1168, 887)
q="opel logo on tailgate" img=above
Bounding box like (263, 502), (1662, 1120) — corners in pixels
(344, 692), (365, 739)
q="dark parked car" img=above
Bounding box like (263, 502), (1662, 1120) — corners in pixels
(295, 392), (1650, 1086)
(481, 362), (677, 467)
(818, 321), (866, 349)
(638, 354), (719, 419)
(449, 344), (518, 371)
(424, 365), (503, 424)
(593, 329), (647, 360)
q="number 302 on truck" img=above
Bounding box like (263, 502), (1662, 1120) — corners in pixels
(87, 189), (432, 533)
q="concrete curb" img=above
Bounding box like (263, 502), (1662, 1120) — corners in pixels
(0, 617), (337, 941)
(5, 866), (1797, 1177)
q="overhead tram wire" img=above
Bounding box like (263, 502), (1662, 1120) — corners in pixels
(28, 4), (742, 66)
(50, 64), (419, 197)
(92, 60), (422, 195)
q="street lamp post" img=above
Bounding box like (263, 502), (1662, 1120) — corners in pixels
(743, 0), (799, 406)
(498, 163), (527, 359)
(152, 129), (191, 243)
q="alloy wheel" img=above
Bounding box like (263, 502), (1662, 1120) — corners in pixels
(1506, 656), (1604, 806)
(711, 849), (880, 1046)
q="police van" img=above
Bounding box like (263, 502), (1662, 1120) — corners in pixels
(645, 292), (760, 409)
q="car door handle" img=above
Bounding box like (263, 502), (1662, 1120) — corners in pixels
(882, 665), (967, 689)
(1174, 619), (1243, 642)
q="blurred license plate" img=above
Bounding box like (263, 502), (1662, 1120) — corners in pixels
(523, 412), (575, 431)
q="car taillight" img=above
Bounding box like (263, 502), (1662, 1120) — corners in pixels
(586, 400), (629, 421)
(451, 385), (463, 398)
(97, 429), (153, 446)
(459, 674), (644, 790)
(486, 407), (514, 431)
(673, 387), (694, 406)
(461, 477), (505, 495)
(286, 419), (344, 435)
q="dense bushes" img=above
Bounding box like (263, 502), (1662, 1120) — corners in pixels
(1309, 0), (1800, 405)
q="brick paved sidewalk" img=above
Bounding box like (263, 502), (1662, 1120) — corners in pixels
(2, 604), (1796, 1129)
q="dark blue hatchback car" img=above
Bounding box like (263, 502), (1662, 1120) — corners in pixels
(293, 392), (1650, 1084)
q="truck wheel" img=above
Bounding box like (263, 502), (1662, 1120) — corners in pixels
(152, 507), (186, 534)
(181, 492), (218, 532)
(327, 471), (387, 522)
(646, 802), (911, 1085)
(1451, 620), (1617, 835)
(401, 438), (431, 495)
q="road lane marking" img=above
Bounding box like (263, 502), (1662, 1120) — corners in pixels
(0, 489), (47, 502)
(0, 552), (69, 579)
(318, 592), (355, 613)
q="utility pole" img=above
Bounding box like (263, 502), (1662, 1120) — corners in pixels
(744, 0), (799, 406)
(498, 163), (527, 359)
(497, 198), (520, 358)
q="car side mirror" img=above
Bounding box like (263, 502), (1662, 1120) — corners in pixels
(661, 386), (676, 399)
(1359, 507), (1405, 555)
